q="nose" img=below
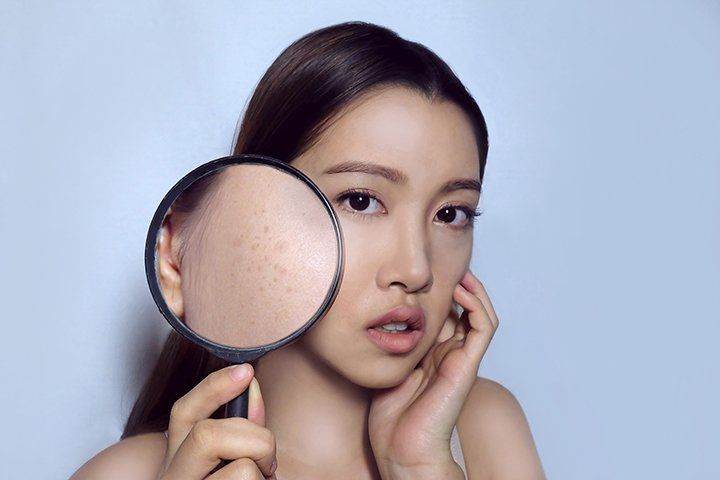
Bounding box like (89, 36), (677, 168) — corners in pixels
(376, 214), (433, 294)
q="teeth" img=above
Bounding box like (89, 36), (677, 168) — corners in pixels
(375, 322), (409, 332)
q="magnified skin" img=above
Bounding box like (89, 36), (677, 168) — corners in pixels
(160, 164), (339, 348)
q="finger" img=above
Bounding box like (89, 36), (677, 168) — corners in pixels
(166, 364), (254, 463)
(165, 417), (277, 479)
(419, 342), (439, 379)
(408, 283), (495, 435)
(418, 286), (493, 406)
(207, 457), (268, 480)
(453, 283), (497, 367)
(420, 322), (466, 375)
(452, 309), (470, 339)
(408, 307), (489, 435)
(460, 270), (499, 329)
(418, 303), (461, 373)
(415, 331), (466, 407)
(408, 353), (472, 437)
(247, 377), (266, 427)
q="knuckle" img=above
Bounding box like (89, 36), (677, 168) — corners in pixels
(475, 320), (493, 336)
(169, 397), (188, 423)
(233, 458), (259, 479)
(259, 428), (276, 454)
(189, 419), (215, 450)
(470, 295), (484, 308)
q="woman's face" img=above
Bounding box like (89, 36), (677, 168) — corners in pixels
(290, 86), (481, 388)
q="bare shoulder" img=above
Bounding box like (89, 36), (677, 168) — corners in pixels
(70, 432), (167, 480)
(456, 376), (546, 479)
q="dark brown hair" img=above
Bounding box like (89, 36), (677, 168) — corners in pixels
(123, 20), (489, 439)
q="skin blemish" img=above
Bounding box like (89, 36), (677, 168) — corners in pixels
(231, 234), (245, 247)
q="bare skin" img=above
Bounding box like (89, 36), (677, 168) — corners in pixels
(71, 87), (545, 479)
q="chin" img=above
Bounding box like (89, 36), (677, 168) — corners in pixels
(337, 353), (423, 390)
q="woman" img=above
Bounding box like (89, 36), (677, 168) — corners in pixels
(72, 21), (545, 479)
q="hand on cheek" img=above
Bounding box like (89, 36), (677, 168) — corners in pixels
(368, 269), (500, 480)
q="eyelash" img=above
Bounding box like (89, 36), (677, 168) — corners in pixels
(334, 188), (483, 230)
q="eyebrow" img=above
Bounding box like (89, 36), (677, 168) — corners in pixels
(322, 160), (481, 194)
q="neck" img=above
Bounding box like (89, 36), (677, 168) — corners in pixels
(254, 342), (381, 479)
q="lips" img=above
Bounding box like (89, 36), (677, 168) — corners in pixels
(365, 305), (425, 354)
(366, 305), (425, 331)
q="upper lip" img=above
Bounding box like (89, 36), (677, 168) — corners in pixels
(366, 305), (425, 331)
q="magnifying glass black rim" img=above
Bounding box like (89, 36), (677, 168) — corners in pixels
(144, 153), (345, 363)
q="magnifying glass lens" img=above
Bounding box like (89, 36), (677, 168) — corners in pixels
(147, 157), (343, 355)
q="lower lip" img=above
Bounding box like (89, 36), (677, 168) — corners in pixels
(366, 327), (424, 354)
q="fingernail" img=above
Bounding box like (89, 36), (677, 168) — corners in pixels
(249, 377), (262, 402)
(270, 459), (277, 474)
(229, 363), (251, 382)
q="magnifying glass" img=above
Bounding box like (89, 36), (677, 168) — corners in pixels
(144, 153), (344, 422)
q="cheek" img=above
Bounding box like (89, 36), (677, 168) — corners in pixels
(432, 231), (472, 283)
(426, 236), (472, 327)
(341, 219), (386, 261)
(331, 220), (386, 306)
(303, 256), (368, 347)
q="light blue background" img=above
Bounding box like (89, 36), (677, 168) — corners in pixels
(1, 1), (718, 479)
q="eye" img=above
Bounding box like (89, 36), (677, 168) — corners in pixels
(334, 189), (482, 229)
(435, 205), (483, 229)
(335, 189), (386, 217)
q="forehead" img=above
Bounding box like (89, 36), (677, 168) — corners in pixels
(293, 87), (480, 185)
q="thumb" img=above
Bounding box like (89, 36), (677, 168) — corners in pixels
(247, 376), (266, 427)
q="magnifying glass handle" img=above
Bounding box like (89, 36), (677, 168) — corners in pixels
(224, 388), (249, 418)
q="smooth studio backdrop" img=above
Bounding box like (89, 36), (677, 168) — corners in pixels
(1, 1), (718, 479)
